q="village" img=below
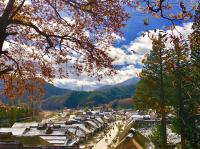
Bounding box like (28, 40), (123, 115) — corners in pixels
(0, 107), (189, 149)
(0, 108), (130, 149)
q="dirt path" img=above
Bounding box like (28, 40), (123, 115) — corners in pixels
(92, 122), (118, 149)
(132, 138), (143, 149)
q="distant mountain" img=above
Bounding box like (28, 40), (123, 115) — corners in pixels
(42, 93), (71, 110)
(43, 82), (72, 99)
(42, 77), (139, 110)
(0, 82), (71, 103)
(117, 77), (139, 86)
(96, 77), (139, 91)
(0, 78), (138, 110)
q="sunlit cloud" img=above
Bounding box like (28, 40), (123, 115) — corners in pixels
(51, 22), (193, 90)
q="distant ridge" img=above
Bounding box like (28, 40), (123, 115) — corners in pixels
(96, 77), (139, 91)
(43, 82), (72, 99)
(0, 77), (139, 110)
(42, 77), (139, 110)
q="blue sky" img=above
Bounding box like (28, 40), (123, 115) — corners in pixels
(54, 1), (195, 91)
(117, 5), (190, 46)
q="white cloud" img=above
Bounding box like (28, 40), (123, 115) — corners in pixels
(53, 64), (141, 91)
(126, 35), (153, 55)
(53, 22), (193, 90)
(168, 22), (193, 37)
(111, 33), (125, 41)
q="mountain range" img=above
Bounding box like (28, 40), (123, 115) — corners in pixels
(42, 77), (139, 110)
(0, 77), (139, 110)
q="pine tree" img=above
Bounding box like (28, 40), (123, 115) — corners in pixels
(169, 37), (189, 148)
(190, 3), (200, 87)
(186, 3), (200, 148)
(164, 6), (200, 146)
(134, 33), (169, 148)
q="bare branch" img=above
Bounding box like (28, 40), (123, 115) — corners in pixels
(4, 53), (21, 74)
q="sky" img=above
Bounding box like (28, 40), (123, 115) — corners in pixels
(53, 2), (195, 91)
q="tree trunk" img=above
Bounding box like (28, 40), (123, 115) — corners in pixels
(159, 47), (167, 149)
(0, 18), (6, 54)
(177, 84), (185, 149)
(0, 0), (15, 54)
(161, 111), (167, 149)
(176, 57), (185, 149)
(191, 116), (198, 149)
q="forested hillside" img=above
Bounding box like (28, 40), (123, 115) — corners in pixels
(42, 84), (136, 110)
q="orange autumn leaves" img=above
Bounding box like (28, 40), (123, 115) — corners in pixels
(0, 0), (130, 100)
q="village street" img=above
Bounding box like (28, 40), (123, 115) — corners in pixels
(92, 122), (119, 149)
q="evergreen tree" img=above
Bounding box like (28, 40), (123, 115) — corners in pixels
(134, 33), (169, 149)
(186, 4), (200, 148)
(169, 37), (189, 149)
(190, 3), (200, 96)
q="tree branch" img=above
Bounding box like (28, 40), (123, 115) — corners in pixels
(3, 53), (21, 74)
(0, 67), (13, 75)
(9, 19), (96, 53)
(9, 0), (26, 21)
(2, 0), (15, 19)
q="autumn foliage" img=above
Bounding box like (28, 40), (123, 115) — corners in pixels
(0, 0), (131, 99)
